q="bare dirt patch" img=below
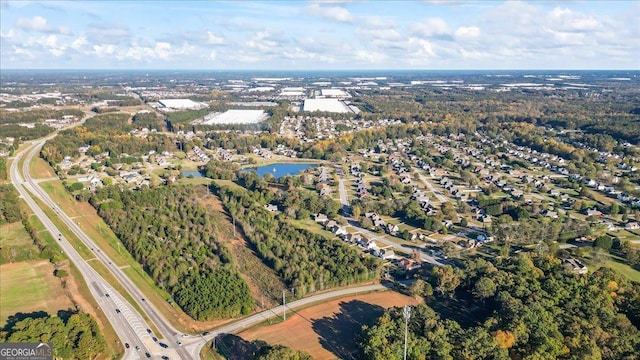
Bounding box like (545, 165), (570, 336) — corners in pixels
(239, 291), (421, 360)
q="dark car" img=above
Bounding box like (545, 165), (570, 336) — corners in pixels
(202, 331), (209, 336)
(159, 342), (168, 349)
(152, 337), (158, 342)
(161, 356), (169, 360)
(145, 352), (151, 358)
(115, 308), (121, 314)
(125, 343), (129, 349)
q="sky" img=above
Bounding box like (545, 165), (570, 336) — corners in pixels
(1, 0), (639, 70)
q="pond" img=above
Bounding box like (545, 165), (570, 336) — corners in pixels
(182, 170), (203, 178)
(245, 163), (317, 179)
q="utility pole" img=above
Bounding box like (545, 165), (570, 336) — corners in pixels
(282, 290), (286, 321)
(233, 216), (236, 237)
(403, 305), (411, 360)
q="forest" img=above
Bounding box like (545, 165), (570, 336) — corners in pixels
(213, 180), (381, 296)
(88, 185), (254, 320)
(360, 255), (640, 360)
(1, 312), (106, 360)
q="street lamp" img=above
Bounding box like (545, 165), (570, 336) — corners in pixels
(403, 305), (411, 360)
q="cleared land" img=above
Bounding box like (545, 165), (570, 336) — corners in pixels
(0, 260), (74, 326)
(28, 156), (56, 179)
(0, 222), (33, 247)
(239, 291), (420, 360)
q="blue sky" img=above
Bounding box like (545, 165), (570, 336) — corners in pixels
(1, 0), (638, 70)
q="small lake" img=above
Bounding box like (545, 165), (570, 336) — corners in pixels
(182, 170), (203, 178)
(245, 163), (317, 179)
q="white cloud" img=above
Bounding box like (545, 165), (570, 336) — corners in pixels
(208, 50), (217, 61)
(93, 44), (115, 57)
(455, 26), (480, 39)
(71, 35), (88, 50)
(548, 7), (601, 33)
(206, 31), (225, 45)
(411, 17), (450, 38)
(1, 29), (15, 38)
(16, 15), (47, 31)
(16, 15), (72, 35)
(245, 31), (279, 52)
(357, 28), (401, 40)
(362, 16), (395, 28)
(306, 3), (353, 23)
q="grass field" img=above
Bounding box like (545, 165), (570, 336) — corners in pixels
(237, 291), (421, 360)
(29, 156), (55, 179)
(0, 260), (74, 326)
(0, 222), (33, 247)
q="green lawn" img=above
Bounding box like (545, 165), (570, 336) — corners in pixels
(605, 260), (640, 283)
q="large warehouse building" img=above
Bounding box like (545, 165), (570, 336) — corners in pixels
(158, 99), (207, 110)
(201, 110), (269, 125)
(302, 99), (353, 113)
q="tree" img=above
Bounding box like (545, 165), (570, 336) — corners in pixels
(410, 278), (426, 299)
(594, 235), (613, 251)
(431, 265), (461, 297)
(473, 277), (497, 301)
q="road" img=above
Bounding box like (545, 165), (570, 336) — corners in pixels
(12, 138), (185, 360)
(336, 166), (350, 215)
(184, 283), (387, 358)
(417, 172), (448, 204)
(10, 138), (155, 359)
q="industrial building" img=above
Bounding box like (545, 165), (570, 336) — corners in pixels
(158, 99), (207, 110)
(200, 110), (269, 125)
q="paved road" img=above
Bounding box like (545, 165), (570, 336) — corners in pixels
(184, 283), (387, 358)
(336, 166), (350, 215)
(417, 172), (448, 204)
(14, 138), (186, 359)
(10, 138), (153, 360)
(346, 220), (445, 266)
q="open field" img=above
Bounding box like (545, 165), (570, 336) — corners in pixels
(29, 156), (55, 179)
(0, 222), (33, 247)
(239, 291), (421, 360)
(0, 260), (74, 326)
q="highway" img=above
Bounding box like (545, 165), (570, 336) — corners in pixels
(10, 138), (154, 359)
(12, 133), (417, 360)
(11, 138), (185, 360)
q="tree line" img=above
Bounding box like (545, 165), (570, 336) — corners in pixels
(89, 185), (254, 320)
(361, 254), (640, 359)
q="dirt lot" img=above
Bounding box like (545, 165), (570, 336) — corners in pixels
(239, 291), (421, 360)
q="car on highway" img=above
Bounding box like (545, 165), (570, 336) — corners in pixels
(125, 343), (129, 349)
(115, 309), (121, 314)
(105, 293), (109, 297)
(152, 337), (158, 342)
(135, 345), (140, 351)
(176, 341), (182, 347)
(161, 356), (169, 360)
(202, 331), (209, 336)
(145, 352), (151, 358)
(146, 328), (152, 334)
(159, 342), (168, 349)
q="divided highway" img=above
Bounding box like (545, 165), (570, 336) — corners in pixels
(11, 138), (185, 360)
(11, 133), (401, 360)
